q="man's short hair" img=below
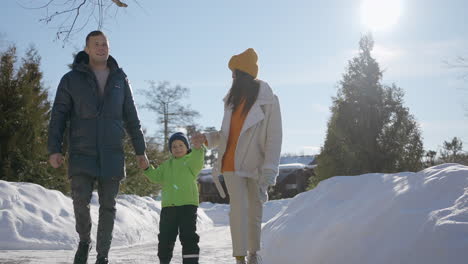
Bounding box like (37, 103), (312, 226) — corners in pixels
(85, 31), (107, 46)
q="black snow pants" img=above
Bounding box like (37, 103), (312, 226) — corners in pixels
(158, 205), (200, 264)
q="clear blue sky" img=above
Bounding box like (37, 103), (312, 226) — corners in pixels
(2, 0), (467, 155)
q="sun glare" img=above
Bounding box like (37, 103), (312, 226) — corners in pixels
(361, 0), (402, 31)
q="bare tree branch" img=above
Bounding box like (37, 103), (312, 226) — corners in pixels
(17, 0), (131, 45)
(111, 0), (127, 7)
(14, 0), (54, 10)
(64, 0), (86, 42)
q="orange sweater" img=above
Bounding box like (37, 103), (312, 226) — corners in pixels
(222, 101), (248, 173)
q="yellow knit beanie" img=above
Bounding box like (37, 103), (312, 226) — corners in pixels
(228, 48), (258, 78)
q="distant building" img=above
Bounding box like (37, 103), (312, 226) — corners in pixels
(280, 155), (315, 165)
(198, 155), (316, 203)
(198, 168), (229, 203)
(270, 163), (316, 199)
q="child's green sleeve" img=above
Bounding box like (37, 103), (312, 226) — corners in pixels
(144, 164), (164, 183)
(187, 147), (205, 179)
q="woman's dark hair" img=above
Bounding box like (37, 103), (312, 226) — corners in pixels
(226, 69), (260, 116)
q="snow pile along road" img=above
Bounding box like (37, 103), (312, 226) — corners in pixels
(0, 181), (212, 250)
(261, 163), (468, 264)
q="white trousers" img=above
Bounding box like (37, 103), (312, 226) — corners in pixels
(223, 172), (263, 257)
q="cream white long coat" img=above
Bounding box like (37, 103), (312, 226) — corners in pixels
(205, 80), (282, 198)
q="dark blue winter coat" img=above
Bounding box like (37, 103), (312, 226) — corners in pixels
(48, 51), (146, 180)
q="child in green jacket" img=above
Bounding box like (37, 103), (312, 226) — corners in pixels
(144, 132), (205, 264)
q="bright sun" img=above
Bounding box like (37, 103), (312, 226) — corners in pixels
(361, 0), (402, 31)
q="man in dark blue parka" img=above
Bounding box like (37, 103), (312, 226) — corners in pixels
(48, 31), (149, 264)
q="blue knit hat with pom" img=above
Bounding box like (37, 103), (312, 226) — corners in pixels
(168, 132), (191, 153)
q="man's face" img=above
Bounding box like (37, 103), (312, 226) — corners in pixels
(85, 34), (109, 64)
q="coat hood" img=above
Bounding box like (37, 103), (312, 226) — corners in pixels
(256, 80), (276, 105)
(223, 79), (276, 105)
(72, 51), (120, 72)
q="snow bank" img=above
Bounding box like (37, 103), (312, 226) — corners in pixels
(261, 163), (468, 264)
(0, 181), (77, 250)
(0, 181), (212, 250)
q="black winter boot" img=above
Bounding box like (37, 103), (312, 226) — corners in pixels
(95, 256), (109, 264)
(73, 241), (92, 264)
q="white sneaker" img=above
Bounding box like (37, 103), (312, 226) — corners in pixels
(247, 252), (262, 264)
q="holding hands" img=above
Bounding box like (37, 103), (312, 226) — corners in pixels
(136, 154), (149, 170)
(191, 133), (206, 149)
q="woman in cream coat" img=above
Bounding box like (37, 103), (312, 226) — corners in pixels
(196, 48), (282, 264)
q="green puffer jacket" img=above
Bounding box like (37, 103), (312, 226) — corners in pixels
(144, 147), (205, 207)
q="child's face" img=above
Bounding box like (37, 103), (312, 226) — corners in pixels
(171, 139), (188, 158)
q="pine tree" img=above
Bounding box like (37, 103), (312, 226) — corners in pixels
(119, 131), (167, 196)
(424, 150), (438, 167)
(440, 137), (465, 164)
(0, 45), (69, 192)
(314, 35), (423, 187)
(0, 46), (19, 181)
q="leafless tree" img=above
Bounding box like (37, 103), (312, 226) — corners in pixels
(140, 81), (200, 151)
(17, 0), (139, 44)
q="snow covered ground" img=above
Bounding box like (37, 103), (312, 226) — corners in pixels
(0, 226), (234, 264)
(1, 163), (467, 263)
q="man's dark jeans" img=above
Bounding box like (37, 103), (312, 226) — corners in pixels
(71, 174), (120, 258)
